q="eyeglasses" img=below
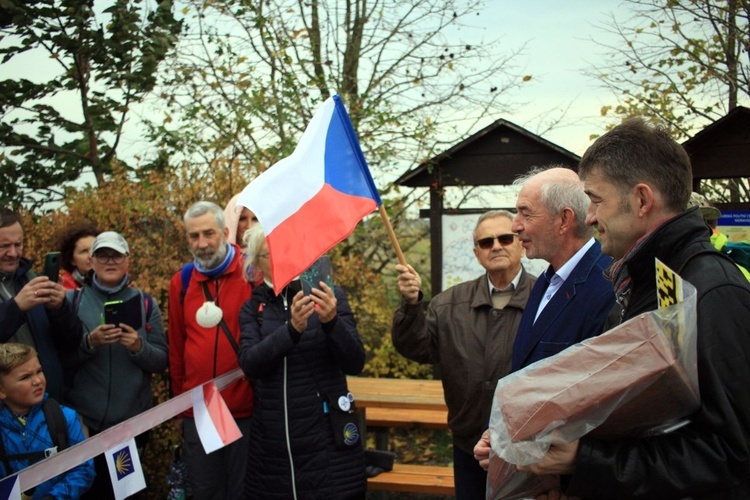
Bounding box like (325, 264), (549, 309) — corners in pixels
(93, 253), (126, 264)
(475, 234), (516, 249)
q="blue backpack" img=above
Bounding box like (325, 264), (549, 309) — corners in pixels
(179, 262), (195, 304)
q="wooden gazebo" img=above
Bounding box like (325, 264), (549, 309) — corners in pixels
(394, 118), (579, 295)
(682, 106), (750, 212)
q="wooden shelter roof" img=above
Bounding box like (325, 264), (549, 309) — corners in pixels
(682, 106), (750, 180)
(395, 118), (580, 188)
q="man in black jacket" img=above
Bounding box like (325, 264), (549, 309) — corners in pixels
(521, 118), (750, 499)
(0, 208), (82, 401)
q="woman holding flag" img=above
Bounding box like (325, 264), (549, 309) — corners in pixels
(238, 224), (366, 499)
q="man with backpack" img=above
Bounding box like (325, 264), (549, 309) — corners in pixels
(64, 231), (168, 500)
(168, 201), (254, 500)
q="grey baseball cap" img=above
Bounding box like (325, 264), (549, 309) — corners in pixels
(688, 192), (721, 221)
(91, 231), (130, 255)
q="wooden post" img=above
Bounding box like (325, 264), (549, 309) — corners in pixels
(429, 186), (443, 297)
(378, 204), (407, 266)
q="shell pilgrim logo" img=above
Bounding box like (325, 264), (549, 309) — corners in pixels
(112, 446), (136, 480)
(343, 422), (359, 446)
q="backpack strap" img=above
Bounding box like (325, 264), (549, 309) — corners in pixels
(0, 424), (11, 474)
(140, 291), (154, 333)
(0, 399), (69, 471)
(71, 287), (83, 315)
(42, 398), (69, 452)
(180, 263), (195, 305)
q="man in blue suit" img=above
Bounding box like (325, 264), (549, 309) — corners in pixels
(473, 166), (617, 468)
(509, 166), (617, 370)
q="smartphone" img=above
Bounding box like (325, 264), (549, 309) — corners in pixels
(300, 256), (334, 295)
(287, 279), (303, 296)
(103, 296), (143, 330)
(42, 252), (61, 284)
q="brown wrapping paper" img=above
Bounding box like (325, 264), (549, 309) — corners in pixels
(486, 454), (558, 500)
(498, 314), (698, 443)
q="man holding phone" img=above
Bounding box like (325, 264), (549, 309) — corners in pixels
(0, 207), (83, 402)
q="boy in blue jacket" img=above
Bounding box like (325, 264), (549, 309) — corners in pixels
(0, 343), (94, 499)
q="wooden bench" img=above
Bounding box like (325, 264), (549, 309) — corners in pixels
(364, 407), (447, 429)
(347, 377), (455, 496)
(367, 464), (455, 495)
(348, 376), (448, 412)
(348, 377), (449, 449)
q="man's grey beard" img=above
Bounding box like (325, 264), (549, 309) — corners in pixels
(193, 241), (228, 270)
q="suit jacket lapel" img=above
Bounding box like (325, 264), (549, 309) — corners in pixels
(512, 270), (550, 369)
(512, 242), (602, 370)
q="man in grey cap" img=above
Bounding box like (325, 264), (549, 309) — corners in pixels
(0, 207), (83, 401)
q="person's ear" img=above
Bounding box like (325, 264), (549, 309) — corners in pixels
(0, 384), (7, 401)
(559, 207), (576, 234)
(634, 183), (656, 217)
(223, 226), (230, 240)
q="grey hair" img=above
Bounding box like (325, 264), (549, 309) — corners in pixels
(514, 166), (592, 239)
(183, 201), (225, 230)
(243, 224), (267, 282)
(473, 210), (515, 242)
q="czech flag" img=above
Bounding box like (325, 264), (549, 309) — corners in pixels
(237, 94), (382, 294)
(192, 382), (243, 454)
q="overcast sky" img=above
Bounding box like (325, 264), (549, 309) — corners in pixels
(0, 1), (627, 175)
(470, 1), (627, 156)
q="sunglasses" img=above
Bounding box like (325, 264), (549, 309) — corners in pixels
(475, 234), (517, 249)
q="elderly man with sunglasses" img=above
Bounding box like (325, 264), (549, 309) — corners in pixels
(392, 209), (535, 499)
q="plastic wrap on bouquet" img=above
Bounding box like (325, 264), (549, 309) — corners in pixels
(486, 278), (699, 499)
(486, 451), (558, 500)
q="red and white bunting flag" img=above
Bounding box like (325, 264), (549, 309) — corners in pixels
(191, 382), (243, 454)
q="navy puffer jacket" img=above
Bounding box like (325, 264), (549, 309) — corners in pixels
(238, 282), (366, 499)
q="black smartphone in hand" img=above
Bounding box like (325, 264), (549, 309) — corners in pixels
(42, 252), (61, 284)
(103, 296), (143, 330)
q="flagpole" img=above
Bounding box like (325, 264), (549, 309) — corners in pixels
(378, 205), (407, 266)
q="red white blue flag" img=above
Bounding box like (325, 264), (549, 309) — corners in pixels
(237, 94), (382, 294)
